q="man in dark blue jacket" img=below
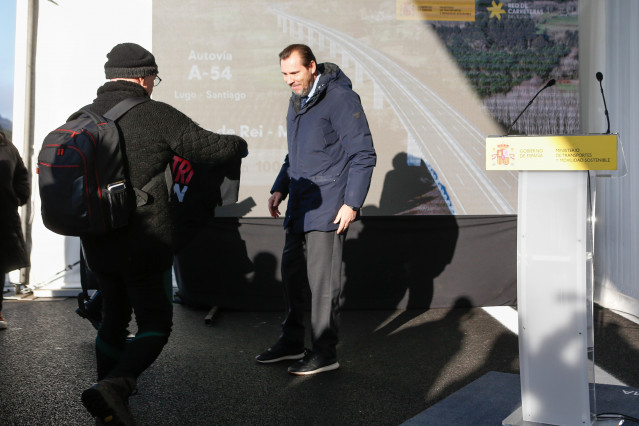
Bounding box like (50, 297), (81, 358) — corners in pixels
(256, 44), (376, 375)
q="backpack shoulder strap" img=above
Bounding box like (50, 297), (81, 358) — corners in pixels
(103, 97), (150, 121)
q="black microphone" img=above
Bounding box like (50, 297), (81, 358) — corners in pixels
(506, 79), (556, 135)
(596, 72), (610, 134)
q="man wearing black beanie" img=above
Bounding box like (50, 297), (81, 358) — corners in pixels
(104, 42), (159, 79)
(77, 42), (248, 425)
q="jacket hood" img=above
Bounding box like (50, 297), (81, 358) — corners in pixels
(290, 62), (352, 112)
(317, 62), (350, 88)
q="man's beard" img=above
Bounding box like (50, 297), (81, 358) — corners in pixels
(298, 77), (314, 97)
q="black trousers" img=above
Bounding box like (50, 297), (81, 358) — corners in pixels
(0, 274), (5, 312)
(94, 267), (173, 381)
(280, 229), (346, 358)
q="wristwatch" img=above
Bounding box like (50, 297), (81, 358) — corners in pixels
(349, 205), (359, 212)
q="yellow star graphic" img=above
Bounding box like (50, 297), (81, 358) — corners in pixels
(487, 1), (506, 20)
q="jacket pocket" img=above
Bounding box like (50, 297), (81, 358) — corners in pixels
(308, 174), (338, 186)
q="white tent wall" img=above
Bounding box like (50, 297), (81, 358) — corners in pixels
(581, 0), (639, 319)
(12, 0), (152, 296)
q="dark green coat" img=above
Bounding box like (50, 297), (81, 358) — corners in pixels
(0, 138), (31, 273)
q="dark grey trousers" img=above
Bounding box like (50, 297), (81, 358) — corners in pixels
(280, 229), (345, 359)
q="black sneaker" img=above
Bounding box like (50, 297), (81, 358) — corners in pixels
(255, 340), (305, 364)
(288, 352), (339, 376)
(81, 377), (137, 425)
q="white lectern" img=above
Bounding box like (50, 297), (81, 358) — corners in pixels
(486, 134), (620, 426)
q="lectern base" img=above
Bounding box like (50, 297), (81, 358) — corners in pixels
(502, 407), (595, 426)
(502, 407), (551, 426)
(402, 372), (639, 425)
(503, 406), (630, 426)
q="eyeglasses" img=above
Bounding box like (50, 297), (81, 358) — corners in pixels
(154, 75), (162, 86)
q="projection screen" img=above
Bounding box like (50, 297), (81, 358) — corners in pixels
(153, 0), (579, 217)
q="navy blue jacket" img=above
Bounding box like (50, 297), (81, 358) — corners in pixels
(271, 63), (376, 233)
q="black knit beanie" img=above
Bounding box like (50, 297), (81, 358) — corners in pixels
(104, 43), (158, 79)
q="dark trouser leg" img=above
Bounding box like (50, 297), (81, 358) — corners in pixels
(280, 230), (309, 347)
(95, 272), (131, 380)
(109, 268), (173, 379)
(96, 269), (173, 380)
(1, 274), (5, 312)
(306, 231), (345, 359)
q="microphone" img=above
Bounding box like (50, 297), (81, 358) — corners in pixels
(506, 79), (555, 135)
(596, 72), (610, 134)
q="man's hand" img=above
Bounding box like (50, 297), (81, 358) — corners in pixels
(268, 192), (284, 218)
(333, 204), (358, 234)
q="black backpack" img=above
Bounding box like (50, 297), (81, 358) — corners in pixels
(37, 97), (148, 236)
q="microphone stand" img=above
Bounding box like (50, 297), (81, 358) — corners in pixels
(506, 80), (555, 135)
(597, 76), (610, 134)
